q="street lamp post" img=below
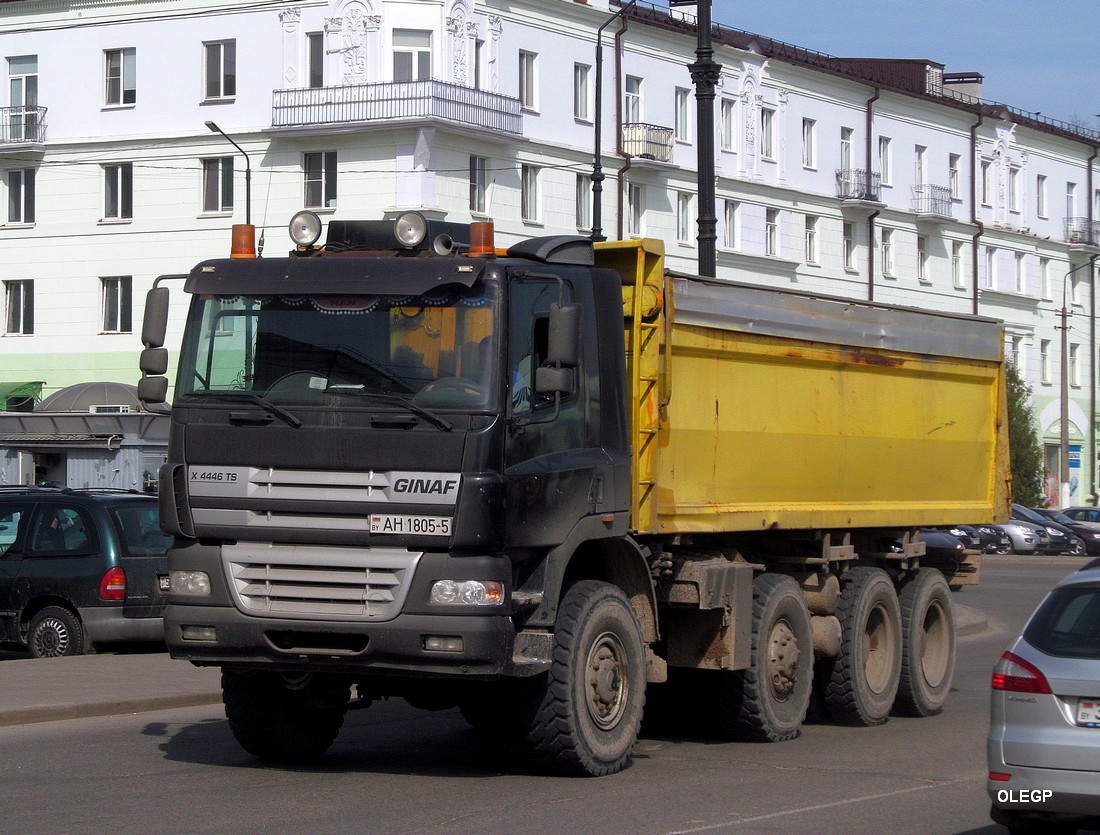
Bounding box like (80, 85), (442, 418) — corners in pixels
(685, 0), (720, 277)
(204, 120), (252, 227)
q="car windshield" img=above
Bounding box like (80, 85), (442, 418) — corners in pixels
(1045, 509), (1077, 525)
(177, 283), (498, 410)
(1024, 584), (1100, 659)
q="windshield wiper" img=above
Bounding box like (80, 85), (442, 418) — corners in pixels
(340, 389), (453, 432)
(193, 391), (303, 429)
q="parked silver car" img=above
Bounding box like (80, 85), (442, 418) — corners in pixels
(987, 566), (1100, 831)
(997, 520), (1052, 555)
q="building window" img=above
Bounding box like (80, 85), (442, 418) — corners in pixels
(1037, 174), (1048, 217)
(952, 241), (965, 289)
(980, 160), (993, 206)
(573, 63), (590, 121)
(878, 137), (892, 185)
(1070, 270), (1081, 305)
(801, 119), (816, 168)
(627, 183), (643, 236)
(720, 99), (736, 152)
(881, 228), (894, 276)
(101, 276), (132, 334)
(765, 208), (778, 256)
(759, 108), (775, 160)
(7, 55), (38, 143)
(624, 76), (641, 123)
(804, 215), (818, 263)
(474, 40), (486, 90)
(914, 145), (926, 185)
(1040, 339), (1051, 383)
(1015, 252), (1026, 293)
(723, 199), (738, 249)
(1066, 182), (1077, 219)
(575, 173), (590, 230)
(674, 87), (690, 142)
(469, 156), (488, 214)
(518, 50), (538, 110)
(948, 154), (960, 199)
(304, 151), (337, 209)
(676, 191), (692, 243)
(105, 48), (136, 106)
(204, 40), (236, 100)
(4, 280), (32, 335)
(984, 246), (997, 290)
(1009, 167), (1021, 213)
(843, 221), (855, 270)
(520, 164), (539, 222)
(103, 162), (133, 220)
(840, 127), (853, 172)
(394, 30), (431, 82)
(202, 157), (233, 213)
(7, 168), (34, 224)
(307, 32), (324, 88)
(1040, 256), (1051, 299)
(1070, 343), (1081, 387)
(917, 235), (928, 282)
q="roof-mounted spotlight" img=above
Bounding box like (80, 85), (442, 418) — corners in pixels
(289, 210), (323, 248)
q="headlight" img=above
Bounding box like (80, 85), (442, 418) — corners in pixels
(289, 210), (322, 246)
(394, 211), (428, 248)
(430, 580), (504, 606)
(170, 570), (211, 597)
(1045, 527), (1061, 536)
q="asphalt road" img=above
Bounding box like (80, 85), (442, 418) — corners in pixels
(0, 556), (1092, 834)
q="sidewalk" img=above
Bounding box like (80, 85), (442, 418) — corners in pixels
(0, 603), (988, 728)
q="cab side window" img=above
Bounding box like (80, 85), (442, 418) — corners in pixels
(0, 505), (25, 556)
(28, 507), (92, 555)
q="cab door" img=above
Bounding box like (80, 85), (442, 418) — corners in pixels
(0, 500), (30, 642)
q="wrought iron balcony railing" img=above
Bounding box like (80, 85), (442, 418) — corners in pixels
(622, 123), (674, 162)
(1065, 217), (1100, 246)
(272, 80), (522, 135)
(835, 168), (881, 202)
(912, 183), (953, 218)
(1, 106), (47, 144)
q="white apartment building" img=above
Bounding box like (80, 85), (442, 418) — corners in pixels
(0, 0), (1097, 504)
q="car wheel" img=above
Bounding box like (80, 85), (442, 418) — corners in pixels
(28, 606), (88, 658)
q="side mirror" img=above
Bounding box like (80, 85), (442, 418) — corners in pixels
(140, 347), (168, 376)
(142, 287), (170, 349)
(534, 365), (574, 395)
(546, 302), (580, 367)
(137, 376), (169, 405)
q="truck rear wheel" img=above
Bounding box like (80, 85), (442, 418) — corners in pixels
(525, 580), (646, 776)
(824, 566), (902, 726)
(222, 670), (350, 763)
(721, 573), (813, 741)
(893, 568), (956, 717)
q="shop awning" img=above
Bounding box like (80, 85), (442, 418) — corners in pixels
(0, 381), (44, 407)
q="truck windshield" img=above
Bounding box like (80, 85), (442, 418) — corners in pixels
(177, 282), (498, 410)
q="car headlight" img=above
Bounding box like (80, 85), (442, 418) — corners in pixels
(170, 570), (211, 597)
(430, 580), (504, 606)
(1045, 527), (1061, 536)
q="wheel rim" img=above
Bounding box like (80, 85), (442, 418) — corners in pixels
(919, 600), (950, 688)
(585, 630), (629, 730)
(861, 604), (896, 695)
(767, 618), (800, 702)
(33, 617), (70, 657)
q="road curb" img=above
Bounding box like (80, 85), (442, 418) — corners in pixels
(0, 692), (223, 728)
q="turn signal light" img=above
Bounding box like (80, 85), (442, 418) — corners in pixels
(100, 566), (126, 601)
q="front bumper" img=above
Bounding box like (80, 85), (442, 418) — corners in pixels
(164, 604), (515, 676)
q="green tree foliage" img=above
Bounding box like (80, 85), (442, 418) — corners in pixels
(1005, 362), (1046, 507)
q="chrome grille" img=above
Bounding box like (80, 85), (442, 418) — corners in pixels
(224, 543), (421, 621)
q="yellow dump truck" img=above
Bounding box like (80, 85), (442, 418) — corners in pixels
(140, 214), (1009, 777)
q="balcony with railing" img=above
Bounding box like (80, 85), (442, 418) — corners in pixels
(622, 123), (674, 163)
(272, 80), (522, 135)
(1065, 217), (1100, 249)
(835, 168), (882, 204)
(912, 183), (953, 221)
(1, 106), (47, 145)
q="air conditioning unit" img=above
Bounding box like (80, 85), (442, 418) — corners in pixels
(90, 405), (130, 414)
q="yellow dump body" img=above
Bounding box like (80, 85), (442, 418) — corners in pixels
(596, 239), (1011, 536)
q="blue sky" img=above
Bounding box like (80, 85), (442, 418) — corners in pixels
(706, 0), (1100, 128)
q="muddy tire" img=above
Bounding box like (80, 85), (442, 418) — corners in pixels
(222, 670), (349, 763)
(823, 567), (902, 726)
(525, 580), (646, 776)
(893, 568), (956, 717)
(28, 606), (88, 658)
(721, 573), (813, 741)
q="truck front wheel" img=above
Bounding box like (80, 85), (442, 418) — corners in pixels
(222, 669), (350, 763)
(526, 580), (646, 776)
(893, 568), (956, 717)
(721, 573), (813, 741)
(824, 566), (902, 726)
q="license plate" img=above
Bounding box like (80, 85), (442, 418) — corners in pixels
(158, 574), (170, 592)
(370, 514), (452, 536)
(1076, 698), (1100, 726)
